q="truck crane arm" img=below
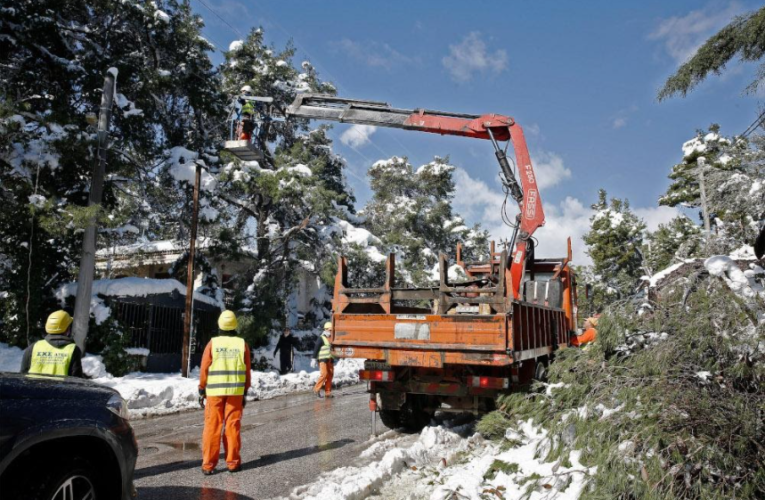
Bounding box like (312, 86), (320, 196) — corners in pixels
(285, 93), (545, 299)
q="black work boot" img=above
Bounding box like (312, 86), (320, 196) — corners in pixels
(315, 391), (323, 398)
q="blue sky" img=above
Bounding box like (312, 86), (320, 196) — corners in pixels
(192, 0), (763, 263)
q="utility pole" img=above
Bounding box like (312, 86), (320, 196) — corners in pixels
(697, 157), (712, 245)
(181, 162), (202, 377)
(73, 69), (116, 352)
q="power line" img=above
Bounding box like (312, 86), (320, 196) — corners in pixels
(195, 0), (245, 39)
(740, 108), (765, 138)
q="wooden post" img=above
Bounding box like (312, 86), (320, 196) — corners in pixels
(181, 163), (201, 378)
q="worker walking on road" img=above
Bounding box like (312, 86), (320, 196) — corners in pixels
(311, 322), (335, 398)
(571, 316), (599, 347)
(20, 310), (83, 378)
(198, 310), (252, 475)
(274, 328), (299, 374)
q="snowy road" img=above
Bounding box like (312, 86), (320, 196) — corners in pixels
(132, 385), (399, 499)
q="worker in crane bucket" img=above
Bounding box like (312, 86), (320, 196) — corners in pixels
(311, 322), (335, 398)
(572, 316), (599, 347)
(237, 85), (257, 141)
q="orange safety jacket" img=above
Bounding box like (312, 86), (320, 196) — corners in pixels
(572, 328), (597, 347)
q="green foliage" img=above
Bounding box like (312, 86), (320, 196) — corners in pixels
(86, 316), (136, 377)
(644, 215), (703, 273)
(236, 314), (270, 350)
(479, 280), (765, 499)
(483, 460), (519, 480)
(583, 189), (646, 299)
(658, 6), (765, 100)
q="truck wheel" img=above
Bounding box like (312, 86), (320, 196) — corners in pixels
(399, 395), (434, 431)
(379, 409), (402, 430)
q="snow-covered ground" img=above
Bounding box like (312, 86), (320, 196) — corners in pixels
(0, 342), (363, 418)
(288, 416), (594, 500)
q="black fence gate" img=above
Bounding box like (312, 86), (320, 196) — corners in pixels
(109, 294), (220, 373)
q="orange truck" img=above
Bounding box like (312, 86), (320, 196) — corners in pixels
(330, 240), (576, 429)
(232, 94), (578, 429)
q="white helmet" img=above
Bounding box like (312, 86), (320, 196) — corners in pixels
(240, 85), (253, 94)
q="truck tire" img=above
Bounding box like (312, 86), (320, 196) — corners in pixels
(379, 409), (402, 430)
(379, 395), (434, 431)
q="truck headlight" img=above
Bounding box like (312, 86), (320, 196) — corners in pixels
(106, 394), (130, 420)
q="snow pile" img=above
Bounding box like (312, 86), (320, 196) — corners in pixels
(291, 422), (478, 500)
(704, 256), (764, 302)
(422, 420), (596, 500)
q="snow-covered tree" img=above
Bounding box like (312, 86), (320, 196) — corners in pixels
(644, 215), (703, 273)
(0, 0), (224, 346)
(362, 156), (489, 286)
(213, 29), (355, 335)
(583, 189), (646, 299)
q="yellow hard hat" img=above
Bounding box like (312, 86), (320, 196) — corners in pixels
(45, 310), (73, 334)
(323, 322), (332, 330)
(218, 310), (238, 331)
(587, 316), (599, 327)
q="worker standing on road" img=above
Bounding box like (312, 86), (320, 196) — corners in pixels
(198, 310), (252, 475)
(20, 310), (83, 377)
(311, 322), (335, 398)
(571, 316), (599, 347)
(274, 328), (298, 374)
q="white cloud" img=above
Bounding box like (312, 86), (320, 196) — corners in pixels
(634, 205), (681, 232)
(532, 150), (572, 190)
(612, 117), (627, 129)
(340, 124), (377, 148)
(442, 32), (508, 83)
(649, 2), (744, 64)
(452, 164), (681, 266)
(330, 39), (413, 70)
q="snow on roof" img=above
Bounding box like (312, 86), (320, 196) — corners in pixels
(95, 238), (212, 257)
(56, 277), (220, 307)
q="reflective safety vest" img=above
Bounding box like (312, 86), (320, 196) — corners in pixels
(29, 340), (76, 377)
(207, 336), (247, 397)
(318, 335), (333, 361)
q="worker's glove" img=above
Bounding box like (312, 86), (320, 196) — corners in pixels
(198, 388), (206, 409)
(310, 359), (317, 369)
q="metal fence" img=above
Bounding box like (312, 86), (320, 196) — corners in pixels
(111, 299), (219, 355)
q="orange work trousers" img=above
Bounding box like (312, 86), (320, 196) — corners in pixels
(313, 360), (334, 395)
(202, 395), (243, 471)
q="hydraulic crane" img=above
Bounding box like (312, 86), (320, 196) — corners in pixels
(226, 93), (546, 299)
(225, 92), (576, 425)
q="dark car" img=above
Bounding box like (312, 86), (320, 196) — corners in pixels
(0, 373), (137, 500)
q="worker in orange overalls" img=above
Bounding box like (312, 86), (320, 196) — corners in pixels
(198, 310), (251, 475)
(572, 316), (599, 347)
(311, 322), (335, 398)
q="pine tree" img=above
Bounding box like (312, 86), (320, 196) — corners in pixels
(644, 215), (702, 273)
(658, 6), (765, 99)
(0, 0), (223, 346)
(583, 189), (646, 298)
(362, 156), (489, 286)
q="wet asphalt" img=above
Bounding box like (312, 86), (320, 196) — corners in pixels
(132, 385), (391, 500)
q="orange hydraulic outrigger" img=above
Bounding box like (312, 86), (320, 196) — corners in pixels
(283, 93), (546, 299)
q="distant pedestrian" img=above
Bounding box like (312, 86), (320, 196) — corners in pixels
(198, 310), (251, 475)
(273, 328), (299, 374)
(20, 310), (83, 378)
(311, 322), (335, 398)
